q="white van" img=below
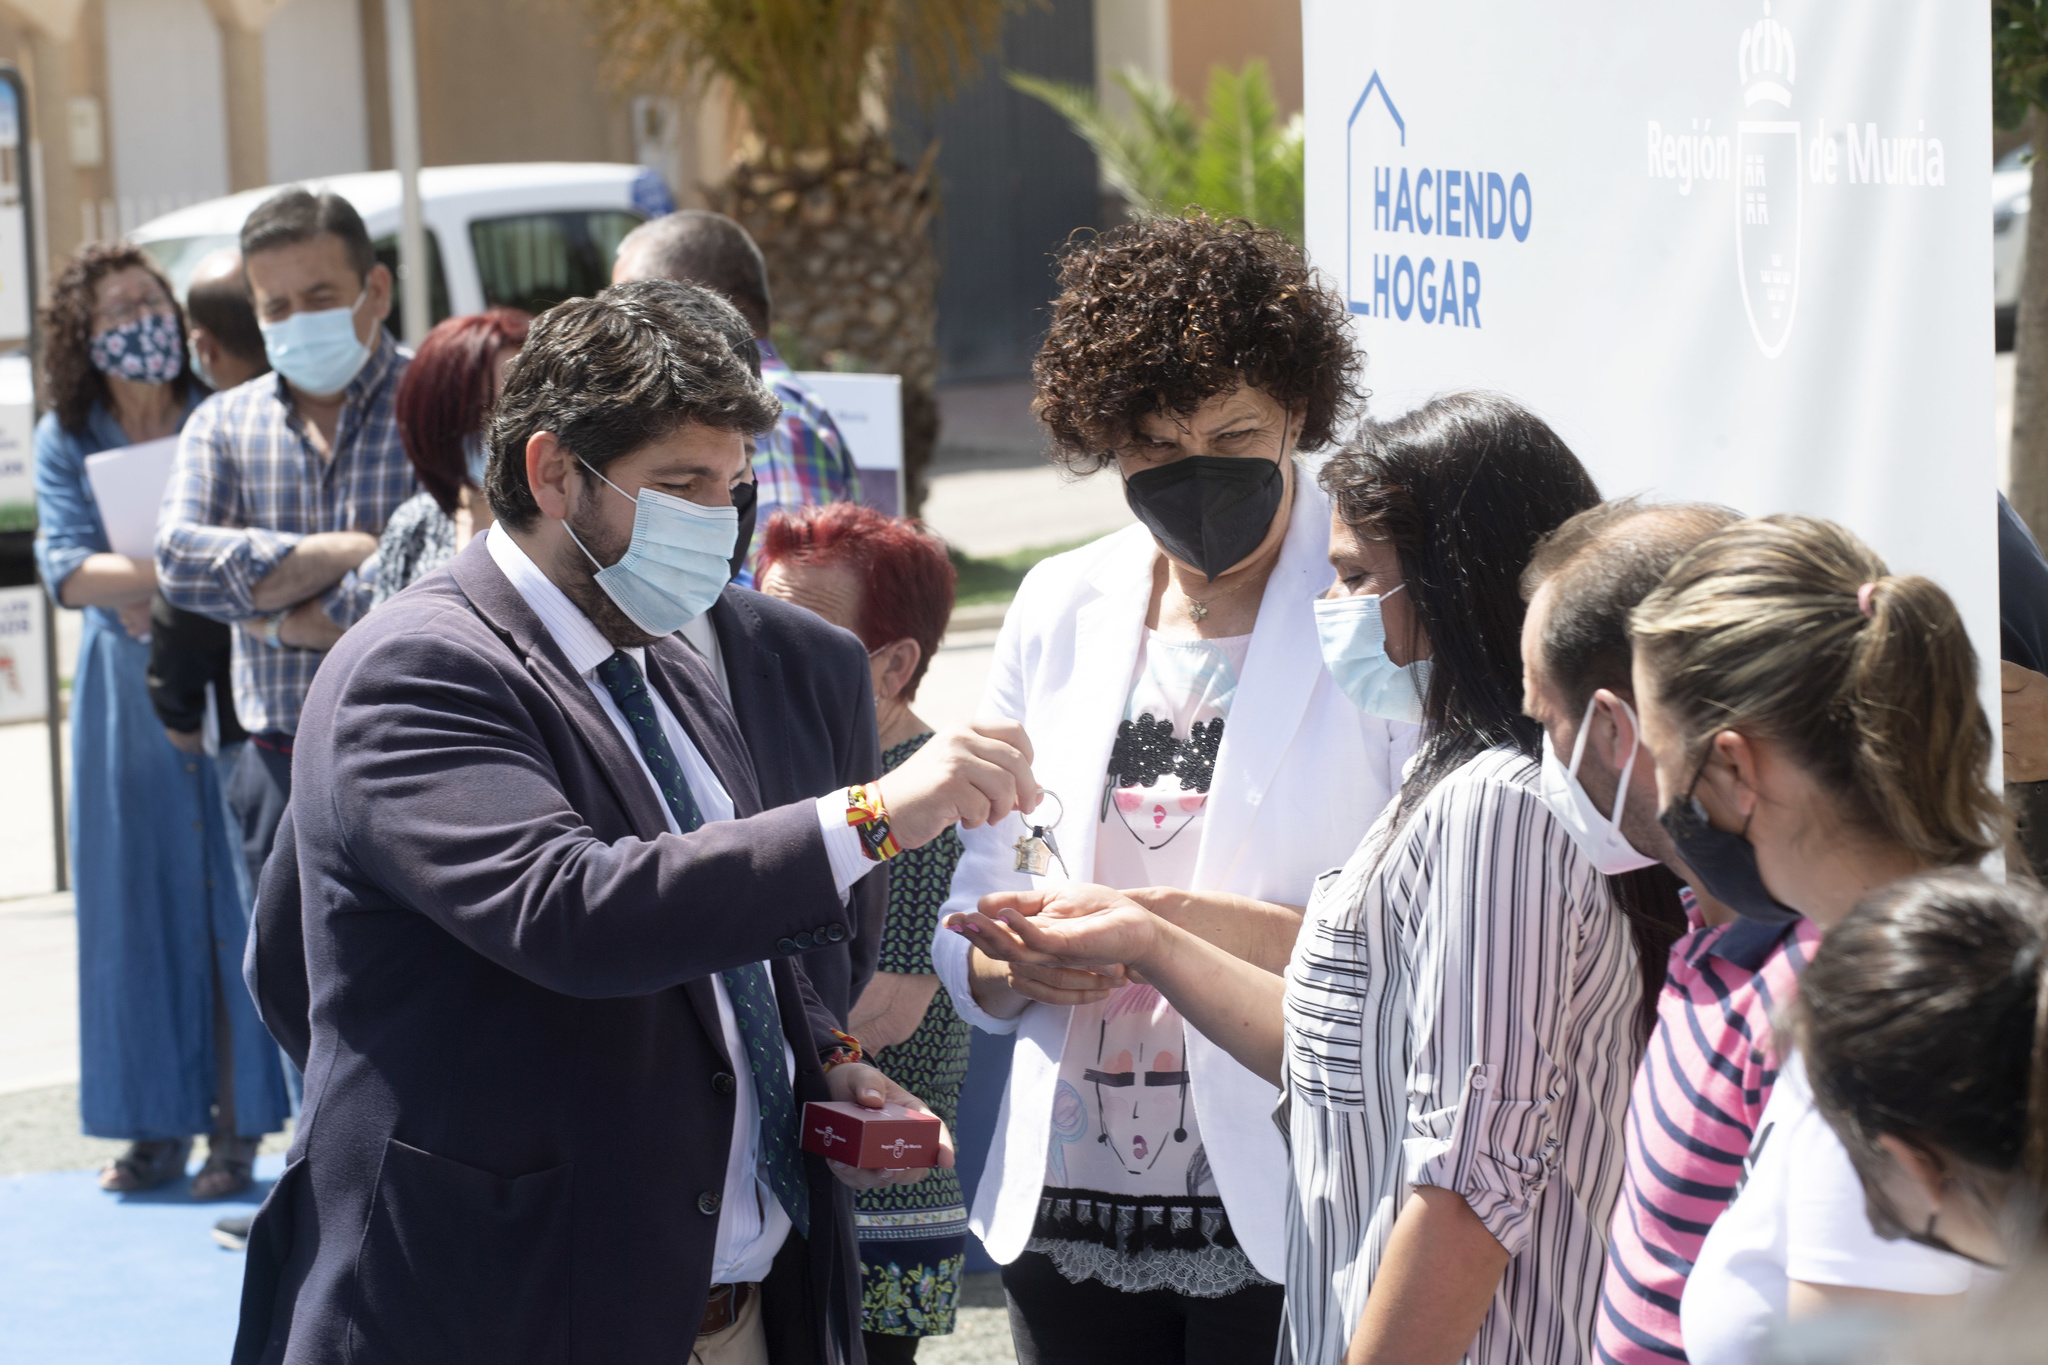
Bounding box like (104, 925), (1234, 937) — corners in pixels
(130, 162), (673, 323)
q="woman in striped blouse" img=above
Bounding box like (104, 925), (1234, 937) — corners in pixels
(949, 393), (1676, 1363)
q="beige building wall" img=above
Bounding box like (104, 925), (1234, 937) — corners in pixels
(0, 0), (725, 291)
(1096, 0), (1303, 118)
(409, 0), (634, 169)
(1168, 0), (1300, 115)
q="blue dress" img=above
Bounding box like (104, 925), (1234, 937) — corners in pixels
(32, 400), (290, 1140)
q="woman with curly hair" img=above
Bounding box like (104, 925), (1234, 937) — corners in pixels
(32, 243), (289, 1196)
(953, 395), (1641, 1364)
(926, 215), (1415, 1363)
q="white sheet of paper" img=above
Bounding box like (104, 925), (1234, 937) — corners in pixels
(83, 435), (179, 560)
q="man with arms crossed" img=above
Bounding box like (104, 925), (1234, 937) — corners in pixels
(157, 189), (415, 894)
(1518, 498), (1819, 1365)
(234, 280), (1038, 1365)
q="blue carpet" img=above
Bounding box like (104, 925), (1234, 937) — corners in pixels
(0, 1154), (282, 1363)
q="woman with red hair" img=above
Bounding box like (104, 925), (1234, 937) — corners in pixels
(756, 502), (967, 1364)
(371, 308), (528, 604)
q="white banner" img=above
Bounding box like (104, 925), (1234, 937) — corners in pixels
(794, 370), (906, 517)
(1304, 1), (1997, 705)
(0, 354), (31, 532)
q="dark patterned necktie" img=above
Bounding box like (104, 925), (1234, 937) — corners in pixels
(593, 650), (810, 1236)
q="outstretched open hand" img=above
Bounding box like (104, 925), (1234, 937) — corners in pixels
(944, 883), (1164, 977)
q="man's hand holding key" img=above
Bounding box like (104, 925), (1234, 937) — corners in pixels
(871, 716), (1043, 849)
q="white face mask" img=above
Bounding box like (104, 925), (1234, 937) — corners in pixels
(1536, 692), (1659, 875)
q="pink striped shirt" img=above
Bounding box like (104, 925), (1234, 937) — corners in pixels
(1593, 905), (1820, 1364)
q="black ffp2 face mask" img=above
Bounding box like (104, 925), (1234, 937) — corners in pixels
(728, 478), (759, 583)
(1122, 455), (1285, 582)
(1657, 758), (1803, 927)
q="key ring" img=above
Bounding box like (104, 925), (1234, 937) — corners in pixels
(1035, 789), (1064, 832)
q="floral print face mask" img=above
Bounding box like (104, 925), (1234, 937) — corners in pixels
(88, 311), (183, 384)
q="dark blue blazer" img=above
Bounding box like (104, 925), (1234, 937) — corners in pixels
(708, 585), (887, 1021)
(234, 537), (869, 1365)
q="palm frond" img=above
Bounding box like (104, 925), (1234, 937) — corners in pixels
(589, 0), (1008, 156)
(1010, 57), (1304, 239)
(1006, 71), (1168, 210)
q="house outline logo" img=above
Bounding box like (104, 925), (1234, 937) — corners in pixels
(1346, 72), (1406, 315)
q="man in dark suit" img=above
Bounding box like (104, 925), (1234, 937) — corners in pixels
(234, 280), (1040, 1365)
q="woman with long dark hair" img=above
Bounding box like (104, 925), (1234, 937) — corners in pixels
(955, 393), (1676, 1363)
(32, 243), (289, 1196)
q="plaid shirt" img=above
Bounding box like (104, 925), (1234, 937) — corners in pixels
(156, 333), (414, 735)
(748, 340), (859, 577)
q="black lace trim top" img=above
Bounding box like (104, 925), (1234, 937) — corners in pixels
(1031, 1186), (1242, 1255)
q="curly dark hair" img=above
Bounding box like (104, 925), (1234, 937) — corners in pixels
(41, 243), (192, 435)
(1031, 214), (1363, 472)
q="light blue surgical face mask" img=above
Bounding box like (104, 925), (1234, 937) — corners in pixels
(1313, 583), (1433, 725)
(563, 460), (736, 635)
(259, 287), (372, 397)
(463, 432), (488, 487)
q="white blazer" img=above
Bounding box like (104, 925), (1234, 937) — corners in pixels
(931, 461), (1416, 1281)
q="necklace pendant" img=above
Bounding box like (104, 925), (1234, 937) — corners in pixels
(1187, 598), (1208, 623)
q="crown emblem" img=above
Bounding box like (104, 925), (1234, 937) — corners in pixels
(1738, 4), (1797, 108)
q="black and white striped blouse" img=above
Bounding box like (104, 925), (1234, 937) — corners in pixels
(1279, 747), (1641, 1365)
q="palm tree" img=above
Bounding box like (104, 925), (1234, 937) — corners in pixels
(1009, 61), (1304, 241)
(589, 0), (1010, 514)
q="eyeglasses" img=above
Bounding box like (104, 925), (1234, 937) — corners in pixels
(93, 289), (173, 331)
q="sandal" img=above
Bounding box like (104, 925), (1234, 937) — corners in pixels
(192, 1134), (259, 1200)
(99, 1137), (194, 1193)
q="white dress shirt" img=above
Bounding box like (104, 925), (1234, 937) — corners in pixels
(486, 526), (865, 1284)
(677, 613), (731, 705)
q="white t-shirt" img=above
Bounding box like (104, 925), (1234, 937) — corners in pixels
(1031, 630), (1261, 1297)
(1679, 1052), (1973, 1365)
(1045, 631), (1249, 1198)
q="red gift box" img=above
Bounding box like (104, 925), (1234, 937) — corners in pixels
(800, 1101), (942, 1168)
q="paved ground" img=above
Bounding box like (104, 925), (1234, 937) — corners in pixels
(922, 377), (1133, 560)
(922, 1275), (1017, 1365)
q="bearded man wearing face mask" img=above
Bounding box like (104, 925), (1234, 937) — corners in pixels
(236, 279), (1044, 1365)
(1515, 497), (1820, 1365)
(157, 188), (417, 898)
(611, 252), (887, 1023)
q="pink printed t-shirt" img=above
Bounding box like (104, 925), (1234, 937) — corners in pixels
(1592, 904), (1819, 1364)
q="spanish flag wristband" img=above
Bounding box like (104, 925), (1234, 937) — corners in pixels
(845, 783), (902, 862)
(821, 1028), (864, 1072)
